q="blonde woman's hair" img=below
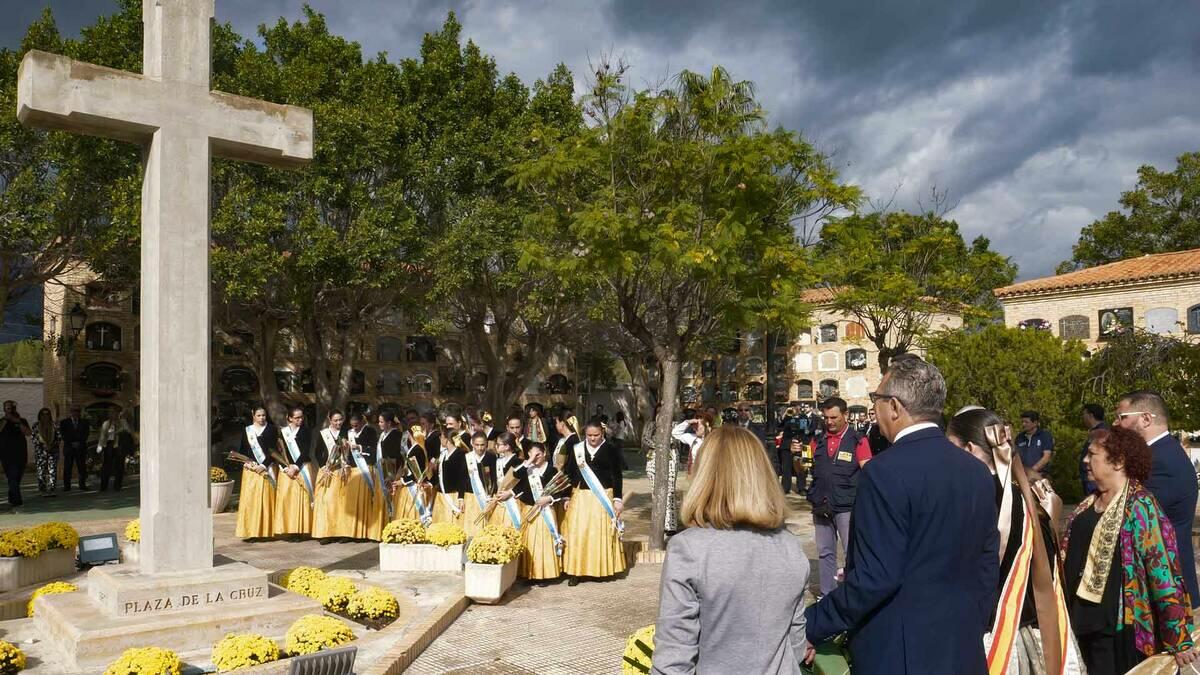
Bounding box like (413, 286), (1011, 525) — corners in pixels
(681, 426), (787, 530)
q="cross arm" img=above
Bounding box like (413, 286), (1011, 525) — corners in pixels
(206, 91), (313, 169)
(18, 50), (313, 170)
(17, 50), (161, 143)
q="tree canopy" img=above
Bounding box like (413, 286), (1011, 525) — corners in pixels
(515, 62), (860, 546)
(817, 210), (1016, 371)
(1059, 152), (1200, 272)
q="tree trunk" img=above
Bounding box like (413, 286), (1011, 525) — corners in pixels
(249, 316), (287, 425)
(622, 353), (659, 445)
(300, 317), (359, 421)
(649, 355), (682, 551)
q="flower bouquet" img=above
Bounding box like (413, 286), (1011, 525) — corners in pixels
(522, 472), (571, 524)
(621, 624), (654, 674)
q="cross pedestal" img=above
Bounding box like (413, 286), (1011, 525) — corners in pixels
(17, 1), (320, 669)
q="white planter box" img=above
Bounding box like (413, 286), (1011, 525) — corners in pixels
(379, 543), (463, 572)
(0, 547), (76, 592)
(464, 559), (518, 604)
(120, 540), (139, 566)
(211, 480), (235, 514)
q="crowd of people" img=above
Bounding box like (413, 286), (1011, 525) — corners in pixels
(231, 406), (628, 585)
(0, 401), (136, 510)
(651, 355), (1200, 675)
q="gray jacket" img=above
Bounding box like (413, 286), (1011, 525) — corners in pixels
(652, 526), (810, 674)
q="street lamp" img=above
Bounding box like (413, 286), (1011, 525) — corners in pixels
(65, 302), (88, 412)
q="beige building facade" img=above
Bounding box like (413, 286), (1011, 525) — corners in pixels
(995, 249), (1200, 352)
(679, 290), (962, 417)
(41, 267), (582, 434)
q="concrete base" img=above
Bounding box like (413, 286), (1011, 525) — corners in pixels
(35, 582), (320, 672)
(88, 560), (267, 617)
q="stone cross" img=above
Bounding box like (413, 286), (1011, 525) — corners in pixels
(16, 0), (313, 575)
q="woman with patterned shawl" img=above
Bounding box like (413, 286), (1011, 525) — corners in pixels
(1061, 426), (1196, 674)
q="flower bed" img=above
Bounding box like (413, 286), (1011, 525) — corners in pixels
(211, 633), (280, 672)
(103, 647), (181, 675)
(281, 567), (399, 630)
(27, 581), (78, 617)
(285, 614), (355, 655)
(0, 523), (78, 591)
(378, 519), (465, 572)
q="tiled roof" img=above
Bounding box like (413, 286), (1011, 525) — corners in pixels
(801, 287), (839, 304)
(994, 248), (1200, 299)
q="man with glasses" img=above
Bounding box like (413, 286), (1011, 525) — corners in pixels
(1113, 390), (1199, 609)
(806, 397), (871, 596)
(805, 355), (998, 674)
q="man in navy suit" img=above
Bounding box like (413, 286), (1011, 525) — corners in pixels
(804, 355), (999, 674)
(1113, 390), (1199, 608)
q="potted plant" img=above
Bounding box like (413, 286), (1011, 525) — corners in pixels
(0, 522), (79, 591)
(464, 525), (522, 604)
(121, 519), (140, 565)
(210, 466), (234, 513)
(378, 519), (465, 572)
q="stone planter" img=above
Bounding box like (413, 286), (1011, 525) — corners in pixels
(379, 543), (463, 572)
(464, 559), (519, 604)
(0, 547), (76, 591)
(211, 480), (235, 514)
(120, 540), (139, 566)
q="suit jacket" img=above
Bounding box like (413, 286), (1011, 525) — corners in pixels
(1147, 433), (1200, 606)
(59, 417), (90, 452)
(805, 426), (999, 674)
(652, 527), (810, 674)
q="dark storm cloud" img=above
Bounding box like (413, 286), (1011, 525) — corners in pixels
(5, 0), (1199, 279)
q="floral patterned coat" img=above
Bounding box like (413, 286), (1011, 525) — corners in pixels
(1060, 481), (1194, 656)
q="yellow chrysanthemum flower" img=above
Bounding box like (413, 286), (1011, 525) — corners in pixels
(27, 581), (78, 617)
(211, 633), (280, 672)
(381, 519), (427, 545)
(285, 614), (355, 656)
(425, 522), (466, 548)
(102, 647), (182, 675)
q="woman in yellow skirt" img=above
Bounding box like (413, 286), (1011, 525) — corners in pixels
(235, 407), (278, 539)
(561, 419), (627, 585)
(430, 415), (469, 525)
(312, 409), (383, 540)
(495, 442), (564, 581)
(391, 423), (431, 524)
(274, 406), (315, 536)
(463, 432), (497, 537)
(487, 433), (523, 528)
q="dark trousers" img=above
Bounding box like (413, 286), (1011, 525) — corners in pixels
(777, 445), (798, 493)
(2, 452), (25, 506)
(1076, 631), (1142, 675)
(99, 444), (124, 490)
(63, 444), (88, 489)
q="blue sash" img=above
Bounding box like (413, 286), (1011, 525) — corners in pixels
(406, 481), (432, 526)
(282, 427), (314, 504)
(466, 454), (490, 510)
(348, 430), (377, 492)
(246, 426), (277, 490)
(574, 442), (623, 536)
(502, 498), (523, 529)
(529, 467), (564, 555)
